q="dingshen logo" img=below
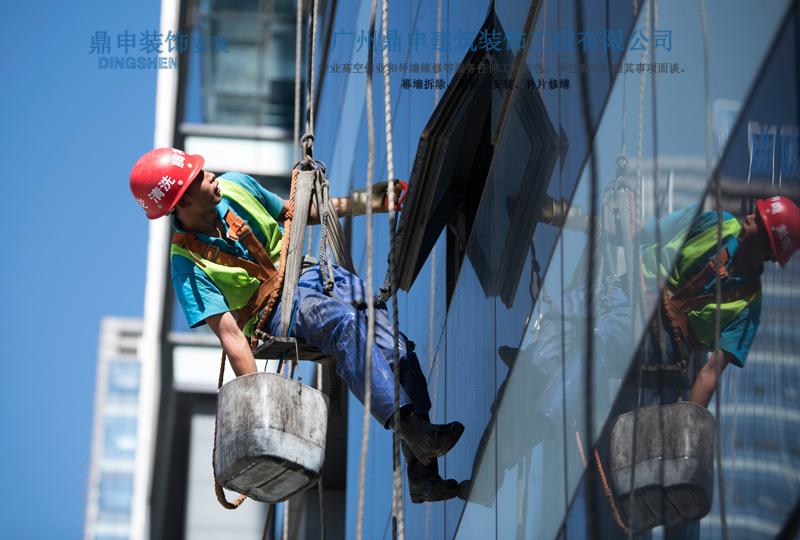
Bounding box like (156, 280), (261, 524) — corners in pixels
(89, 30), (230, 70)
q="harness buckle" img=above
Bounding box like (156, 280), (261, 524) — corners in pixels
(205, 245), (221, 261)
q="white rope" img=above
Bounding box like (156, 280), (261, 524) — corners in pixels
(317, 362), (326, 540)
(646, 0), (671, 532)
(380, 0), (403, 537)
(310, 0), (319, 136)
(282, 500), (290, 540)
(381, 0), (395, 182)
(574, 0), (599, 533)
(628, 4), (651, 528)
(356, 1), (378, 538)
(635, 4), (646, 183)
(700, 0), (729, 537)
(424, 1), (443, 536)
(293, 0), (302, 163)
(295, 0), (315, 257)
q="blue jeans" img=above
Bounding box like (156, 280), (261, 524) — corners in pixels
(266, 264), (432, 426)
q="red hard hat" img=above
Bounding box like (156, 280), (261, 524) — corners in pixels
(130, 148), (205, 219)
(756, 196), (800, 267)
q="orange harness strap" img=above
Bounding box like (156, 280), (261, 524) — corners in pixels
(658, 249), (761, 364)
(171, 209), (283, 331)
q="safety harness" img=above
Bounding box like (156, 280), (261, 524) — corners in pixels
(172, 209), (282, 335)
(654, 248), (761, 372)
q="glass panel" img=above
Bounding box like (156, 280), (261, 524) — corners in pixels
(698, 7), (800, 539)
(103, 416), (138, 460)
(456, 0), (794, 538)
(106, 362), (140, 404)
(322, 0), (797, 537)
(98, 473), (133, 522)
(444, 186), (497, 538)
(184, 0), (297, 128)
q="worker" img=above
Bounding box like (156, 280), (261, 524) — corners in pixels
(640, 196), (800, 407)
(129, 147), (465, 503)
(495, 195), (800, 441)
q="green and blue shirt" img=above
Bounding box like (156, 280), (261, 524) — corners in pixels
(642, 204), (763, 367)
(171, 172), (285, 329)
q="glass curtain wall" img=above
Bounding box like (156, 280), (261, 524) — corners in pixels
(456, 1), (797, 539)
(313, 0), (800, 538)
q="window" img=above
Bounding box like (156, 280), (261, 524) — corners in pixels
(394, 7), (560, 305)
(184, 0), (298, 128)
(103, 417), (137, 460)
(106, 362), (140, 404)
(98, 473), (133, 522)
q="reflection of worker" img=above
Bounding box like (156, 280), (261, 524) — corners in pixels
(129, 147), (465, 503)
(643, 196), (800, 407)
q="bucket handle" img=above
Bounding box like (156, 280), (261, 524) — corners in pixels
(213, 350), (248, 509)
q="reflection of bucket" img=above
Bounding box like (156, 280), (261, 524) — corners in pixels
(215, 372), (329, 503)
(609, 401), (714, 532)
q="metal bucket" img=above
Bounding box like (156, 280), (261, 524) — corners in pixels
(214, 372), (329, 503)
(609, 401), (715, 532)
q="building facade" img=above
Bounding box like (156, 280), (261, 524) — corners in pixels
(84, 318), (144, 540)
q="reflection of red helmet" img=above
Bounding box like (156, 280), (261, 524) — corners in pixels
(756, 196), (800, 267)
(130, 148), (205, 219)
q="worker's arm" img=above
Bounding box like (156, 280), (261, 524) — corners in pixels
(307, 196), (357, 224)
(689, 349), (733, 408)
(537, 195), (595, 232)
(206, 311), (258, 377)
(277, 181), (406, 223)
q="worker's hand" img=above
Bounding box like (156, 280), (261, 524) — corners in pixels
(381, 180), (408, 213)
(351, 180), (408, 215)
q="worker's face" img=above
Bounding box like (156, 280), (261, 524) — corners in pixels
(739, 212), (772, 262)
(179, 169), (221, 211)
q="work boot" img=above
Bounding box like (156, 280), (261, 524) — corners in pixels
(403, 441), (461, 504)
(395, 410), (464, 466)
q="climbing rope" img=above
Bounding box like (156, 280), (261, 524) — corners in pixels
(704, 17), (731, 540)
(355, 0), (378, 537)
(250, 168), (298, 349)
(646, 0), (671, 530)
(556, 0), (571, 528)
(317, 359), (327, 540)
(574, 0), (599, 534)
(380, 0), (405, 535)
(282, 500), (290, 540)
(625, 1), (652, 533)
(294, 0), (316, 260)
(211, 356), (248, 507)
(303, 0), (317, 141)
(293, 0), (302, 165)
(314, 170), (336, 295)
(699, 0), (729, 536)
(575, 431), (630, 535)
(425, 0), (443, 535)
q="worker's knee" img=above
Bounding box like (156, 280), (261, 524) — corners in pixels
(328, 305), (365, 344)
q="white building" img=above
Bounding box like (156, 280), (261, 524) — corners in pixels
(84, 317), (144, 540)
